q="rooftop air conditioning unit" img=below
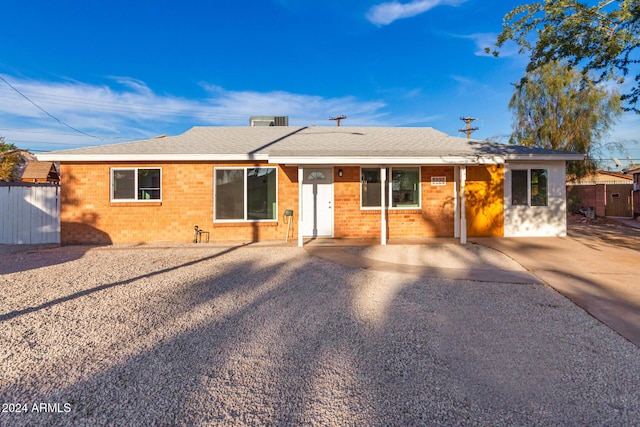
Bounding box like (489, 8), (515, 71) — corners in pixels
(250, 116), (288, 127)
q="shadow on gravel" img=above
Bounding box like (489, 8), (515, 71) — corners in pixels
(0, 245), (246, 323)
(0, 245), (87, 274)
(3, 248), (640, 426)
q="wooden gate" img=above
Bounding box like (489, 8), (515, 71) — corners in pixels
(0, 183), (60, 244)
(605, 184), (633, 217)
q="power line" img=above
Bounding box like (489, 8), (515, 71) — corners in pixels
(0, 86), (255, 120)
(0, 75), (103, 141)
(0, 127), (121, 139)
(6, 139), (107, 146)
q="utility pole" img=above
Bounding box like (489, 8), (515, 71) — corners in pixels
(329, 115), (347, 127)
(459, 117), (479, 139)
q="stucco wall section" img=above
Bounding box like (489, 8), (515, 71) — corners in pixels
(465, 165), (504, 237)
(504, 161), (567, 237)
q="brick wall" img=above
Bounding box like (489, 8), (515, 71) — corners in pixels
(333, 166), (455, 239)
(566, 185), (596, 212)
(595, 184), (606, 217)
(59, 162), (298, 244)
(60, 162), (458, 244)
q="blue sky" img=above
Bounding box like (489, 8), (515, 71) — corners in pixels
(1, 0), (638, 168)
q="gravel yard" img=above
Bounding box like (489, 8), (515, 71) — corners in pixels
(1, 245), (640, 426)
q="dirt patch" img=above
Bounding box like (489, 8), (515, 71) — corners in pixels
(567, 214), (640, 251)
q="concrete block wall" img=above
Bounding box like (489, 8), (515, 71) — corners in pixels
(595, 184), (606, 217)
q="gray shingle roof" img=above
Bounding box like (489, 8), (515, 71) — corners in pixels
(37, 126), (584, 163)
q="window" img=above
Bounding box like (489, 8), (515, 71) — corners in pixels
(111, 168), (161, 201)
(361, 167), (420, 208)
(307, 171), (326, 181)
(392, 168), (420, 207)
(530, 169), (548, 206)
(215, 167), (277, 221)
(361, 168), (386, 208)
(511, 169), (548, 207)
(511, 170), (528, 206)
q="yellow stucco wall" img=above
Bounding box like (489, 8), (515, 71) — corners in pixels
(465, 165), (504, 237)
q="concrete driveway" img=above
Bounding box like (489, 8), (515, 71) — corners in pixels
(305, 221), (640, 348)
(474, 233), (640, 347)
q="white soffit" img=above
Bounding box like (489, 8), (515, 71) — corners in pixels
(267, 156), (507, 165)
(36, 154), (271, 162)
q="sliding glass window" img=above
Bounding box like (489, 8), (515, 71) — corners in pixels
(215, 167), (277, 221)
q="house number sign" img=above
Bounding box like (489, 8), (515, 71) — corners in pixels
(431, 176), (446, 186)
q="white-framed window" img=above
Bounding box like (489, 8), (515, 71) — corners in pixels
(111, 168), (161, 202)
(214, 167), (277, 221)
(511, 169), (548, 206)
(361, 167), (421, 209)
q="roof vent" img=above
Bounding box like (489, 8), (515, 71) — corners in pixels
(250, 116), (288, 127)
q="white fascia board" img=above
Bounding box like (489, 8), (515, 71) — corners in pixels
(36, 153), (270, 162)
(267, 156), (505, 165)
(505, 153), (584, 161)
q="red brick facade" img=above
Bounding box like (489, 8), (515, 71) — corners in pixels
(59, 162), (457, 244)
(332, 166), (455, 239)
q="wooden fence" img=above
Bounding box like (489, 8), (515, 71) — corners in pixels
(0, 183), (60, 244)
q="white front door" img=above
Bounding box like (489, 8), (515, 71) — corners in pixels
(302, 168), (333, 237)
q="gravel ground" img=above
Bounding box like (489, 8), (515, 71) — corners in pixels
(1, 245), (639, 426)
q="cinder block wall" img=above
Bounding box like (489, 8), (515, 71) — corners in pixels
(333, 166), (455, 239)
(566, 185), (596, 212)
(595, 184), (606, 217)
(59, 162), (298, 244)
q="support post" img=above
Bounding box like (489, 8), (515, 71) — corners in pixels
(460, 165), (467, 245)
(381, 167), (387, 245)
(298, 166), (304, 247)
(454, 166), (460, 239)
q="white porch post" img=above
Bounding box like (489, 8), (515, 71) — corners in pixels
(380, 167), (387, 245)
(297, 166), (304, 247)
(460, 165), (467, 245)
(454, 166), (460, 239)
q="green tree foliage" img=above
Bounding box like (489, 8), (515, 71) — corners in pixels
(0, 136), (20, 181)
(0, 136), (17, 152)
(509, 61), (622, 176)
(492, 0), (640, 112)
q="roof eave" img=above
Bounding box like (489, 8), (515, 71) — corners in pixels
(505, 153), (585, 161)
(36, 153), (270, 162)
(267, 155), (507, 165)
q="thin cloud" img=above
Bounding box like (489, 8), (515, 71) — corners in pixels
(199, 84), (388, 125)
(366, 0), (467, 26)
(450, 74), (497, 98)
(0, 75), (392, 151)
